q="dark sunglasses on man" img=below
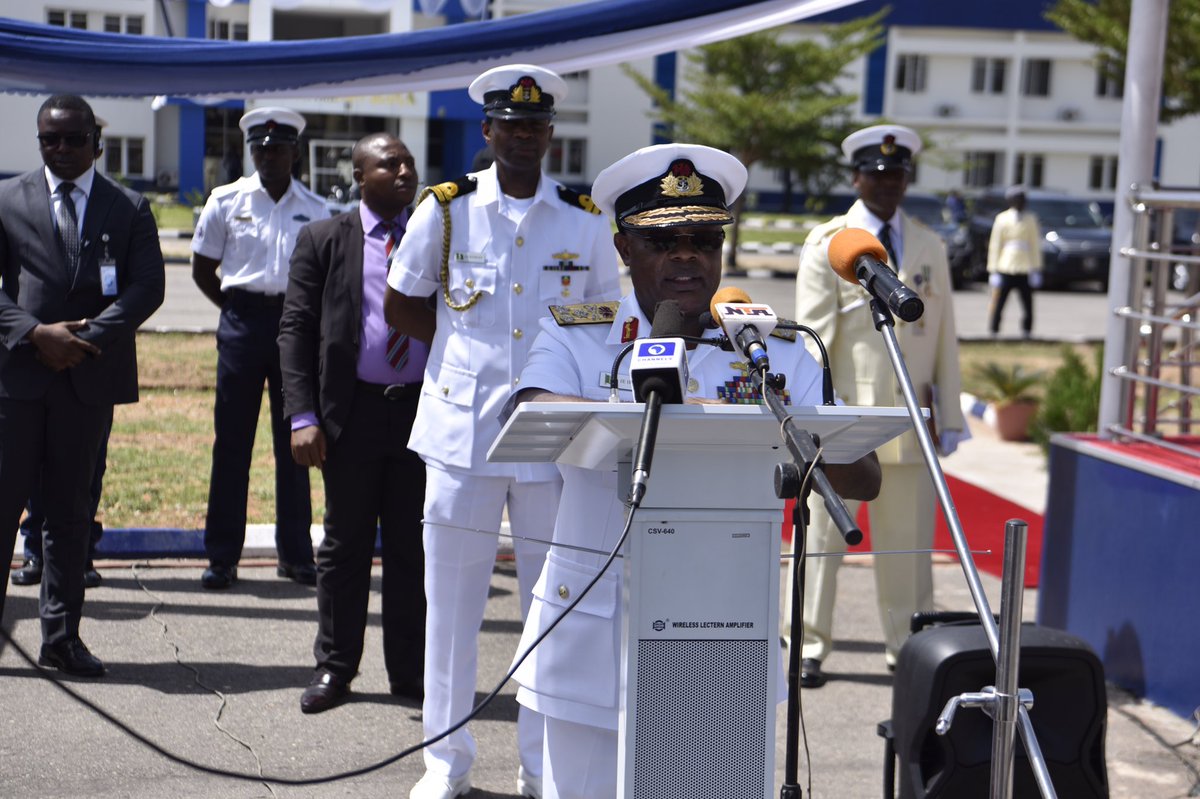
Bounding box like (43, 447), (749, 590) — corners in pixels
(37, 132), (94, 149)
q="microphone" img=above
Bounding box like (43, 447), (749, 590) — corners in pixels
(709, 286), (777, 373)
(828, 228), (924, 323)
(628, 300), (687, 506)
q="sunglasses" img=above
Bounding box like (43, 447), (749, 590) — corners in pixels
(626, 229), (726, 254)
(37, 132), (93, 148)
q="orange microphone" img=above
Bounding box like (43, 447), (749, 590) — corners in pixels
(827, 228), (924, 322)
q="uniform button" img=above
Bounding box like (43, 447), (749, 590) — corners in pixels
(557, 584), (570, 599)
(513, 377), (520, 386)
(513, 328), (523, 339)
(513, 283), (523, 294)
(561, 288), (571, 298)
(442, 386), (450, 396)
(688, 378), (699, 393)
(465, 278), (475, 289)
(516, 236), (525, 247)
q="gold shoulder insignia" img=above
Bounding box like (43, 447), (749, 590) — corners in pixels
(557, 186), (603, 215)
(549, 301), (620, 325)
(423, 175), (478, 205)
(769, 320), (799, 342)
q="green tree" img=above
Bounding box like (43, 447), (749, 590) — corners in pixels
(623, 11), (888, 268)
(1046, 0), (1200, 122)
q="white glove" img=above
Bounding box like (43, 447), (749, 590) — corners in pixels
(988, 272), (1002, 288)
(1029, 271), (1044, 289)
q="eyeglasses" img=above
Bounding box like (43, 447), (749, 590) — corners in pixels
(625, 229), (725, 254)
(37, 132), (92, 149)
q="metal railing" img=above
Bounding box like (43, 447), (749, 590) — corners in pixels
(1109, 186), (1200, 455)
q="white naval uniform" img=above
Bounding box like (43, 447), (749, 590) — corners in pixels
(511, 293), (827, 798)
(192, 172), (327, 294)
(793, 199), (964, 666)
(386, 164), (620, 782)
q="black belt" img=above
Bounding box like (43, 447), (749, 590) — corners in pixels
(225, 288), (285, 308)
(356, 380), (421, 401)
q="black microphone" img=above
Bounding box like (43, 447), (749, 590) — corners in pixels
(828, 228), (924, 323)
(628, 300), (685, 506)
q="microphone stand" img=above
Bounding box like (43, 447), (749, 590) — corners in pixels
(865, 298), (1058, 798)
(750, 368), (861, 799)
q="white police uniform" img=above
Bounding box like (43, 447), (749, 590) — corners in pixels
(512, 293), (826, 796)
(386, 65), (620, 796)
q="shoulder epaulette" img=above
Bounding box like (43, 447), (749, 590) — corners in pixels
(548, 301), (620, 326)
(423, 175), (478, 205)
(769, 320), (799, 342)
(557, 186), (603, 215)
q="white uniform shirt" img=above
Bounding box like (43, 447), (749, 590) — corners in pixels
(987, 207), (1043, 275)
(191, 173), (328, 295)
(387, 165), (620, 478)
(509, 293), (827, 728)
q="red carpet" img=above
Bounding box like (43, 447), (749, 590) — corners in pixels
(782, 474), (1044, 587)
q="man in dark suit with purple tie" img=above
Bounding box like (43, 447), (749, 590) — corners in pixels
(0, 94), (165, 676)
(279, 132), (428, 713)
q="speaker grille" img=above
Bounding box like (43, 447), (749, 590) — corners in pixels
(632, 639), (768, 799)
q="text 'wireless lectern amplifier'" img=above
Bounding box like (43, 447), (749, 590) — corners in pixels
(490, 402), (911, 798)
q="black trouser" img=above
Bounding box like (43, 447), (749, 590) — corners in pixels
(988, 273), (1034, 335)
(204, 291), (313, 569)
(312, 382), (426, 686)
(0, 376), (109, 642)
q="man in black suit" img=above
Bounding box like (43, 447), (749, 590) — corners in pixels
(0, 94), (165, 676)
(279, 132), (427, 713)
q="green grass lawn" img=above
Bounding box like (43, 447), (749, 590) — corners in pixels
(98, 332), (1096, 529)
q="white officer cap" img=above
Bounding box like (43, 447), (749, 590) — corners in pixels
(841, 124), (922, 172)
(468, 64), (567, 120)
(1005, 184), (1027, 200)
(239, 107), (306, 144)
(591, 143), (747, 229)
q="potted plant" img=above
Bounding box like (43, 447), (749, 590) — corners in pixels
(971, 361), (1043, 441)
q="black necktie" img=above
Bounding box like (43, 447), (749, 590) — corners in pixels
(55, 182), (81, 279)
(878, 222), (898, 269)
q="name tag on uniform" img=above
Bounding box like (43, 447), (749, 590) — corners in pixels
(599, 371), (632, 391)
(454, 251), (487, 264)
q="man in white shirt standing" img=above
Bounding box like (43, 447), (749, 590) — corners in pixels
(191, 107), (327, 590)
(987, 185), (1042, 337)
(384, 64), (620, 799)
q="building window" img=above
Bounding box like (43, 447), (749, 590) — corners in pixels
(963, 151), (1001, 188)
(546, 137), (586, 178)
(1021, 59), (1053, 97)
(971, 58), (1007, 94)
(103, 136), (146, 177)
(208, 19), (249, 41)
(1014, 154), (1045, 188)
(894, 54), (928, 93)
(1089, 155), (1118, 190)
(47, 9), (88, 29)
(104, 14), (143, 34)
(1095, 60), (1124, 99)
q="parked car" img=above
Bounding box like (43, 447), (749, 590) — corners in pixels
(901, 193), (974, 288)
(966, 190), (1112, 291)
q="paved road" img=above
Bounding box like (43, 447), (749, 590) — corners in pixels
(148, 245), (1114, 343)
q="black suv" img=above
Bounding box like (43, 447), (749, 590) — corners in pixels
(965, 190), (1112, 291)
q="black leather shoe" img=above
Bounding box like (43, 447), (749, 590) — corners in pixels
(300, 671), (350, 714)
(83, 563), (102, 589)
(38, 638), (106, 677)
(800, 658), (827, 689)
(10, 557), (42, 586)
(389, 679), (424, 703)
(200, 564), (237, 590)
(277, 562), (317, 586)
